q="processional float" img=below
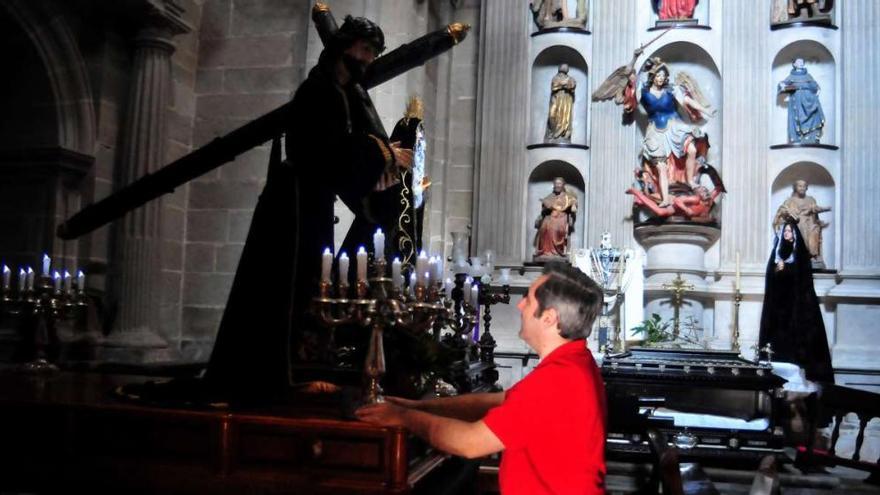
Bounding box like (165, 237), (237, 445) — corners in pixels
(55, 4), (503, 403)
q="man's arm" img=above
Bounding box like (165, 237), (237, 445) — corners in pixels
(388, 392), (504, 421)
(355, 402), (505, 459)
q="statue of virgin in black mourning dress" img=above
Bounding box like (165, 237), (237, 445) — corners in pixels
(758, 221), (834, 383)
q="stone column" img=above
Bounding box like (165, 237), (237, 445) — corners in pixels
(472, 0), (530, 264)
(106, 4), (189, 356)
(720, 0), (769, 270)
(587, 0), (639, 251)
(840, 0), (880, 275)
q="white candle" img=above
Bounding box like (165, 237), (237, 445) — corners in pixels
(52, 270), (61, 293)
(735, 251), (741, 291)
(416, 251), (428, 285)
(18, 268), (26, 292)
(391, 257), (402, 282)
(428, 257), (438, 285)
(394, 274), (405, 290)
(338, 252), (350, 283)
(26, 267), (34, 291)
(63, 270), (72, 294)
(444, 278), (454, 299)
(373, 228), (385, 261)
(463, 277), (473, 304)
(321, 247), (333, 283)
(435, 257), (444, 283)
(471, 284), (479, 306)
(499, 268), (511, 286)
(42, 254), (50, 277)
(409, 273), (417, 294)
(77, 270), (85, 292)
(1, 265), (9, 290)
(356, 246), (368, 282)
(424, 271), (431, 288)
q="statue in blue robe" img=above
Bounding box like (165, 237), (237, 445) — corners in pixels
(778, 59), (825, 144)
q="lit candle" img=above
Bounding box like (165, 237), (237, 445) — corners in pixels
(735, 251), (741, 292)
(18, 268), (26, 293)
(356, 246), (368, 282)
(424, 271), (431, 288)
(26, 267), (34, 291)
(338, 252), (350, 284)
(463, 277), (473, 304)
(63, 270), (72, 294)
(373, 228), (385, 261)
(321, 248), (333, 283)
(471, 284), (479, 306)
(42, 254), (50, 277)
(500, 268), (511, 286)
(444, 277), (454, 299)
(76, 270), (85, 292)
(409, 273), (417, 293)
(52, 270), (61, 293)
(416, 251), (428, 285)
(395, 274), (405, 290)
(391, 257), (402, 283)
(1, 265), (9, 290)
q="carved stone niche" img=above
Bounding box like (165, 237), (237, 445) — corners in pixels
(525, 160), (585, 262)
(770, 0), (836, 30)
(771, 41), (837, 149)
(650, 0), (711, 30)
(529, 46), (589, 148)
(770, 162), (836, 271)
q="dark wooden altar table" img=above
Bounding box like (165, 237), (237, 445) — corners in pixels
(0, 370), (451, 494)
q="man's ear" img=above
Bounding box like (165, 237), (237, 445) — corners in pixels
(540, 307), (559, 329)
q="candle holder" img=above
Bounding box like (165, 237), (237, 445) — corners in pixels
(312, 260), (450, 404)
(0, 274), (87, 373)
(477, 282), (510, 363)
(731, 289), (743, 353)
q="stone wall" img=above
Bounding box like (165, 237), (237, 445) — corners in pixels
(180, 0), (310, 358)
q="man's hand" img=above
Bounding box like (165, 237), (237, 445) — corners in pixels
(355, 401), (408, 427)
(390, 141), (413, 170)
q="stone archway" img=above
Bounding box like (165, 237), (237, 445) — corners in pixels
(0, 0), (96, 155)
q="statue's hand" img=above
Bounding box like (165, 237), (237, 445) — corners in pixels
(390, 142), (413, 170)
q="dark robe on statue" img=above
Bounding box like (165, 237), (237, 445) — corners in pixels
(204, 51), (393, 401)
(758, 222), (834, 383)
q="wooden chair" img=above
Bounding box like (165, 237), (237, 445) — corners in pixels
(795, 383), (880, 484)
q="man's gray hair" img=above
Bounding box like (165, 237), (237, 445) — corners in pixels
(534, 262), (603, 339)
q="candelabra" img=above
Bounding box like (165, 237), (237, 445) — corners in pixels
(312, 257), (456, 404)
(1, 272), (87, 372)
(477, 282), (510, 364)
(732, 288), (743, 353)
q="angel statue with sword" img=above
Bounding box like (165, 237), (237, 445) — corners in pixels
(593, 32), (721, 212)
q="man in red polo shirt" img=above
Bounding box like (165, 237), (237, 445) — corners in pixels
(356, 262), (607, 494)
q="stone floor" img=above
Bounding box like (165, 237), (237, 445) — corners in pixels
(604, 453), (880, 494)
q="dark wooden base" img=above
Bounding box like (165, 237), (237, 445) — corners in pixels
(0, 371), (454, 494)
